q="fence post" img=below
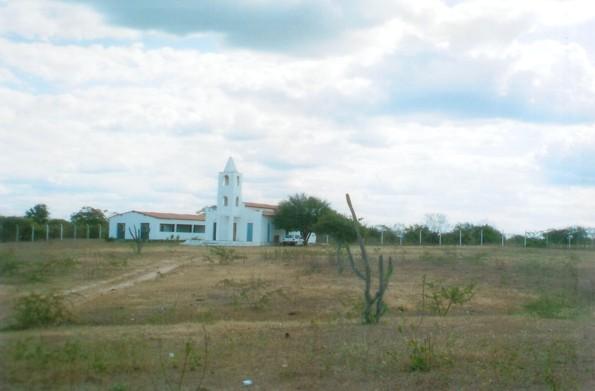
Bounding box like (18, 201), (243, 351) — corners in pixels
(419, 230), (422, 246)
(74, 225), (77, 240)
(439, 232), (442, 246)
(399, 235), (403, 246)
(501, 234), (504, 247)
(46, 224), (49, 241)
(380, 230), (384, 246)
(86, 224), (90, 239)
(524, 232), (527, 248)
(16, 224), (19, 241)
(459, 229), (462, 247)
(31, 224), (35, 241)
(60, 224), (63, 240)
(480, 229), (484, 246)
(99, 224), (102, 240)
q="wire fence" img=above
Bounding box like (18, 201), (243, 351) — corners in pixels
(0, 221), (108, 242)
(323, 227), (595, 250)
(1, 220), (593, 250)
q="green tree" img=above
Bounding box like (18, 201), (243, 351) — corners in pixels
(273, 193), (330, 246)
(25, 204), (49, 225)
(70, 206), (107, 226)
(314, 210), (357, 272)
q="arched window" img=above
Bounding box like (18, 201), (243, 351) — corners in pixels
(223, 196), (228, 206)
(235, 197), (239, 206)
(224, 175), (229, 186)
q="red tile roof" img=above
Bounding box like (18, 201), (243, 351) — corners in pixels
(134, 211), (206, 221)
(244, 202), (278, 210)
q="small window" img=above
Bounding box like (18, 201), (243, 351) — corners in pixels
(235, 196), (239, 206)
(223, 196), (228, 206)
(176, 224), (192, 233)
(160, 224), (175, 232)
(193, 225), (205, 233)
(224, 175), (229, 185)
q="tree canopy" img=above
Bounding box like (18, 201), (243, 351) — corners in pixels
(273, 193), (330, 246)
(313, 209), (357, 244)
(25, 204), (49, 225)
(71, 206), (107, 226)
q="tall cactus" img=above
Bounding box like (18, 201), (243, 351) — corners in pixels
(345, 193), (394, 324)
(129, 225), (148, 254)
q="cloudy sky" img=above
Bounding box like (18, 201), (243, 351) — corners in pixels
(1, 0), (594, 233)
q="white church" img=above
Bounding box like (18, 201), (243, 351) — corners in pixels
(108, 158), (285, 245)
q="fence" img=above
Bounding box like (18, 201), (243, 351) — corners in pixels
(0, 220), (108, 242)
(324, 228), (595, 250)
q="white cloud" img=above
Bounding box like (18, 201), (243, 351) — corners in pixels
(1, 0), (595, 233)
(0, 0), (137, 41)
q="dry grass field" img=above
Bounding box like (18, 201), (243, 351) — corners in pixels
(0, 241), (594, 390)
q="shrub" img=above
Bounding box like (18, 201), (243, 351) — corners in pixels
(424, 277), (476, 316)
(407, 335), (435, 372)
(12, 292), (71, 329)
(0, 250), (20, 277)
(524, 293), (582, 319)
(204, 246), (244, 265)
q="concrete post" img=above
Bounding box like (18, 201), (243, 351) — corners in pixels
(45, 224), (49, 241)
(60, 224), (63, 240)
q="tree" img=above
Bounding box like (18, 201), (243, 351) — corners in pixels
(273, 193), (330, 246)
(25, 204), (49, 225)
(314, 210), (357, 272)
(425, 213), (449, 235)
(70, 206), (107, 226)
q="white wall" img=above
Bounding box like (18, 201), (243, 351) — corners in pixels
(108, 212), (207, 240)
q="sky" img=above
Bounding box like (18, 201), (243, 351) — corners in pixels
(0, 0), (594, 234)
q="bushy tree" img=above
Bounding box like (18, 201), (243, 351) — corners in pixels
(273, 193), (330, 246)
(70, 206), (107, 226)
(25, 204), (49, 225)
(314, 210), (357, 272)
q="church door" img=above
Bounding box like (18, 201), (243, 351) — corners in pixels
(247, 223), (253, 242)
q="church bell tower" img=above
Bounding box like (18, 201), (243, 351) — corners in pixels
(216, 157), (243, 241)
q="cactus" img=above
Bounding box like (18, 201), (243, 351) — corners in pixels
(345, 193), (394, 324)
(129, 225), (149, 254)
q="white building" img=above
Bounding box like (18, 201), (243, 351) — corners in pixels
(108, 158), (285, 245)
(108, 211), (206, 241)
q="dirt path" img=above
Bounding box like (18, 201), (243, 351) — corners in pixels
(63, 259), (187, 304)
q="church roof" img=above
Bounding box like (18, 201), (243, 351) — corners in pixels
(244, 202), (278, 210)
(133, 211), (206, 221)
(223, 157), (238, 173)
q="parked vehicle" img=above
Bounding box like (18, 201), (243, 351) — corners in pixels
(281, 232), (304, 246)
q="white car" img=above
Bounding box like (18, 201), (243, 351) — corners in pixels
(281, 232), (304, 246)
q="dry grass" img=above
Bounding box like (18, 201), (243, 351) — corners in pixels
(0, 242), (593, 390)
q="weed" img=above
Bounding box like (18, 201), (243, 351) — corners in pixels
(523, 293), (582, 319)
(204, 246), (244, 265)
(423, 277), (476, 316)
(0, 249), (20, 276)
(407, 335), (435, 372)
(11, 292), (71, 329)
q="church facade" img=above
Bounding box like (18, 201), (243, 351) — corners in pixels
(200, 157), (283, 245)
(108, 158), (284, 245)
